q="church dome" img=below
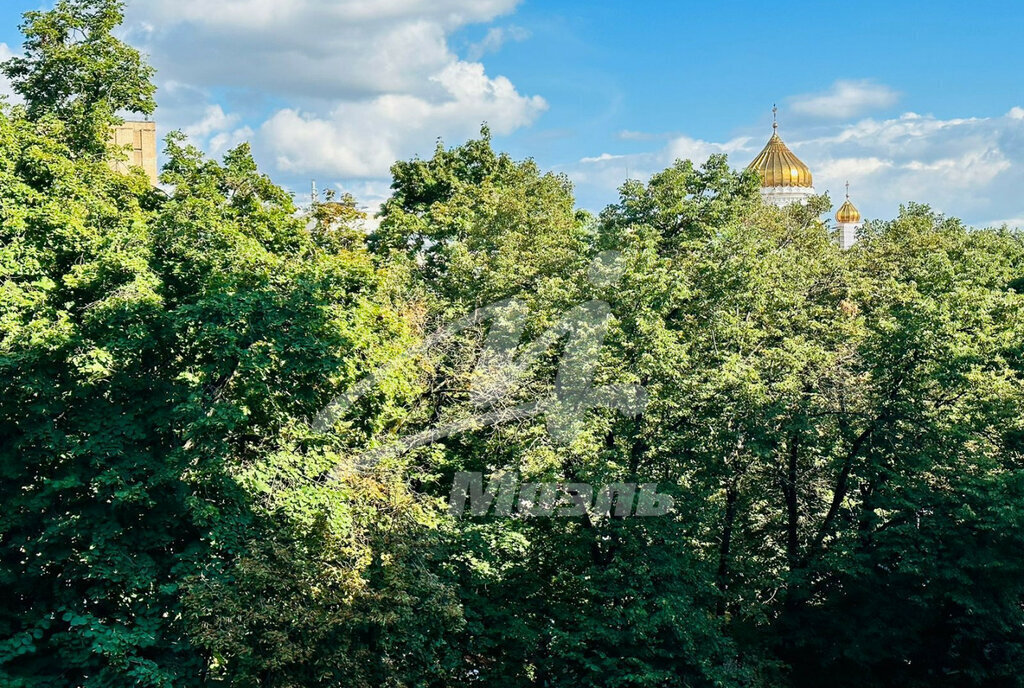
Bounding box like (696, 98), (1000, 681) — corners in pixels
(835, 181), (862, 223)
(835, 198), (861, 223)
(747, 126), (814, 188)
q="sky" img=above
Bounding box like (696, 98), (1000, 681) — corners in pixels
(2, 0), (1024, 227)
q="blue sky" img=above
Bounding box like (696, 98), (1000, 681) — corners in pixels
(3, 0), (1024, 226)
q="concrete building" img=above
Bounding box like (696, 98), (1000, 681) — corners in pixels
(109, 121), (158, 186)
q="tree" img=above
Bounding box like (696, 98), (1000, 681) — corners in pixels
(369, 148), (802, 686)
(777, 206), (1024, 687)
(4, 4), (1024, 681)
(158, 134), (461, 687)
(0, 100), (204, 687)
(1, 0), (156, 155)
(369, 141), (1024, 686)
(372, 127), (592, 307)
(0, 107), (457, 687)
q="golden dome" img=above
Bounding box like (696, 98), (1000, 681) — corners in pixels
(835, 182), (861, 223)
(747, 108), (813, 188)
(835, 199), (861, 223)
(747, 127), (814, 188)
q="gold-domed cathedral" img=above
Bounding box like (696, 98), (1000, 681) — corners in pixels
(746, 106), (864, 248)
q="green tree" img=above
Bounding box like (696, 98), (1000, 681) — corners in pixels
(1, 0), (156, 155)
(372, 127), (591, 307)
(370, 147), (794, 686)
(4, 4), (1024, 681)
(369, 139), (1024, 687)
(776, 206), (1024, 687)
(0, 101), (203, 687)
(0, 109), (456, 687)
(157, 134), (461, 687)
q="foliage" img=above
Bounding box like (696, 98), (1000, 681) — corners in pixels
(0, 99), (203, 686)
(1, 0), (157, 155)
(2, 5), (1024, 686)
(0, 104), (453, 688)
(373, 126), (591, 307)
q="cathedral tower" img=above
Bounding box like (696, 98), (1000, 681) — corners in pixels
(835, 181), (863, 250)
(747, 106), (815, 207)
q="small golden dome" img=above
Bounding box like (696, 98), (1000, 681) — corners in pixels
(747, 110), (813, 188)
(835, 182), (861, 223)
(835, 199), (861, 223)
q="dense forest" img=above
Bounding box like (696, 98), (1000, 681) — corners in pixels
(2, 2), (1024, 687)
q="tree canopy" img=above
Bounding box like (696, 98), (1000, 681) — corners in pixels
(2, 4), (1024, 687)
(2, 0), (156, 154)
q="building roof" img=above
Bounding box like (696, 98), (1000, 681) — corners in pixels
(747, 126), (814, 189)
(835, 183), (862, 223)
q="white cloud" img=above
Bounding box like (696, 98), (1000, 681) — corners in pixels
(666, 135), (752, 163)
(580, 153), (625, 164)
(467, 25), (530, 60)
(801, 111), (1015, 214)
(990, 217), (1024, 228)
(568, 107), (1024, 228)
(566, 135), (750, 192)
(789, 79), (900, 119)
(617, 130), (671, 142)
(260, 61), (545, 176)
(122, 0), (542, 181)
(183, 105), (240, 139)
(0, 43), (22, 104)
(132, 0), (520, 31)
(125, 0), (523, 101)
(814, 156), (892, 181)
(182, 104), (254, 156)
